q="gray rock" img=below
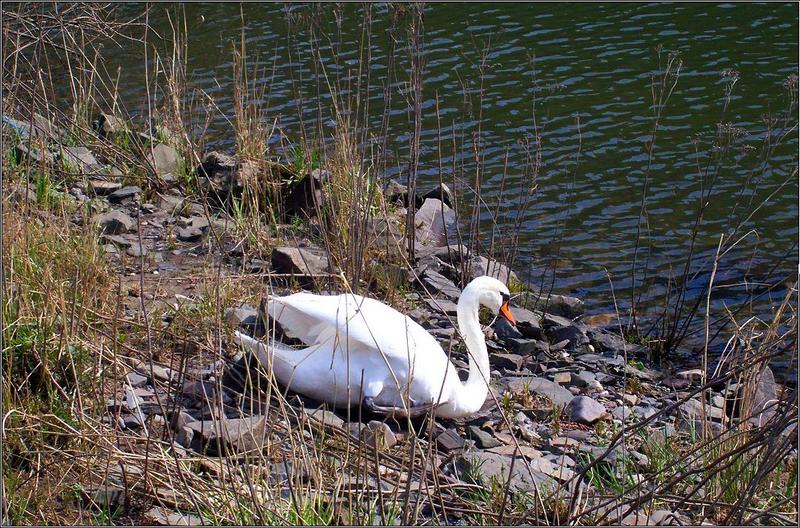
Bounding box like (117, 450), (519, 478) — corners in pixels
(514, 411), (540, 442)
(454, 451), (556, 492)
(633, 405), (658, 420)
(187, 416), (267, 454)
(177, 226), (203, 242)
(507, 307), (543, 339)
(572, 370), (604, 392)
(546, 325), (589, 351)
(420, 268), (461, 300)
(565, 396), (607, 425)
(126, 243), (148, 257)
(466, 425), (501, 448)
(507, 376), (574, 408)
(468, 255), (519, 285)
(157, 193), (186, 214)
(143, 507), (204, 526)
(552, 371), (572, 384)
(224, 305), (258, 327)
(94, 112), (125, 137)
(362, 420), (397, 449)
(662, 376), (692, 390)
(493, 353), (524, 371)
(589, 330), (629, 355)
(542, 313), (573, 328)
(175, 425), (195, 448)
(540, 294), (584, 319)
(148, 143), (180, 178)
(494, 318), (523, 340)
(612, 405), (632, 421)
(61, 146), (99, 172)
(426, 298), (459, 315)
(414, 198), (456, 247)
(97, 210), (134, 234)
(679, 398), (724, 420)
(271, 246), (329, 276)
(748, 366), (777, 427)
(125, 372), (148, 388)
(675, 368), (704, 382)
(307, 408), (345, 430)
(648, 509), (690, 526)
(508, 338), (549, 356)
(422, 182), (454, 208)
(436, 428), (465, 453)
(108, 185), (141, 203)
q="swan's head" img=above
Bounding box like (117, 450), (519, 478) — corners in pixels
(463, 275), (517, 326)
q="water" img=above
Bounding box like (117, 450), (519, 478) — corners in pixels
(104, 3), (798, 352)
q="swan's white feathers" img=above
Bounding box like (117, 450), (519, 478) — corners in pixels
(268, 292), (440, 364)
(235, 276), (508, 418)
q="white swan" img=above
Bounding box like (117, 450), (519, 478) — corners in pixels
(234, 275), (517, 419)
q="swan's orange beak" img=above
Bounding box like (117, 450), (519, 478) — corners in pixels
(500, 302), (517, 326)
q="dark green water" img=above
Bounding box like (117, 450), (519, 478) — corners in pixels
(106, 2), (798, 354)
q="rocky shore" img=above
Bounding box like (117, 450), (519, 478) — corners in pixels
(5, 113), (795, 526)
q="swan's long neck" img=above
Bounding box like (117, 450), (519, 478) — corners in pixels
(446, 288), (491, 417)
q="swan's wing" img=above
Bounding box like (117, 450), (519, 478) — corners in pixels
(268, 292), (440, 363)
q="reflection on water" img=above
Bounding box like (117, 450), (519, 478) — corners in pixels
(106, 2), (797, 351)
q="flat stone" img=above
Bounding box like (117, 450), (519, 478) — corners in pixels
(148, 143), (180, 178)
(125, 372), (148, 388)
(679, 398), (724, 420)
(271, 246), (329, 276)
(633, 405), (658, 420)
(662, 376), (692, 390)
(187, 416), (267, 454)
(565, 396), (607, 425)
(454, 451), (557, 491)
(749, 366), (777, 427)
(108, 185), (141, 203)
(307, 408), (345, 430)
(675, 369), (704, 382)
(436, 428), (465, 453)
(420, 269), (461, 300)
(507, 306), (543, 339)
(468, 255), (519, 285)
(177, 226), (204, 242)
(362, 420), (397, 449)
(426, 298), (459, 315)
(622, 393), (639, 405)
(224, 305), (258, 327)
(589, 331), (629, 354)
(61, 146), (99, 171)
(97, 210), (134, 234)
(143, 507), (204, 526)
(126, 243), (148, 257)
(546, 325), (589, 351)
(553, 371), (571, 384)
(89, 179), (123, 196)
(507, 376), (574, 408)
(493, 353), (525, 371)
(414, 198), (456, 247)
(648, 509), (690, 526)
(95, 112), (126, 137)
(539, 294), (584, 319)
(612, 405), (632, 421)
(466, 425), (502, 448)
(508, 338), (549, 356)
(494, 318), (523, 340)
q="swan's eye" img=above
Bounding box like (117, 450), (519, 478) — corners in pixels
(500, 292), (510, 303)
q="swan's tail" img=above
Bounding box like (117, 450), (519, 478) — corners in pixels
(233, 331), (297, 383)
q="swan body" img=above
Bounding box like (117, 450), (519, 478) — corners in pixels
(234, 275), (516, 419)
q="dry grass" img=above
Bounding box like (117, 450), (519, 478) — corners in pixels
(2, 3), (797, 526)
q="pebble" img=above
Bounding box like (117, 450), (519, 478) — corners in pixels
(565, 396), (608, 425)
